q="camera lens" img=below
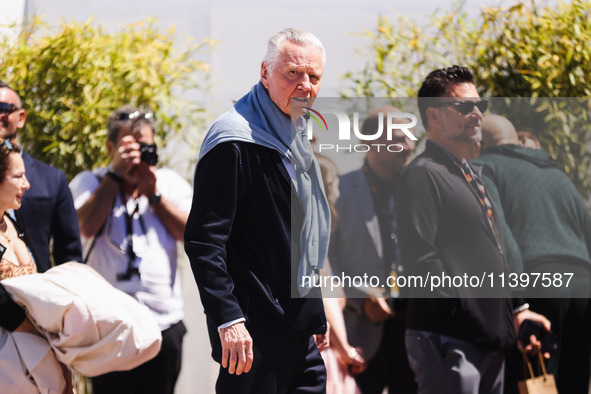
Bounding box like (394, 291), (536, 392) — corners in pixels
(139, 143), (158, 166)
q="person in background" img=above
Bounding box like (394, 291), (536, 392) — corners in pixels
(0, 81), (82, 271)
(70, 107), (191, 394)
(316, 152), (365, 394)
(475, 114), (591, 394)
(516, 131), (541, 150)
(0, 139), (73, 392)
(0, 140), (33, 280)
(397, 66), (550, 394)
(329, 109), (417, 394)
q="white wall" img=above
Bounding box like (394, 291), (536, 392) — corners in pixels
(0, 0), (26, 44)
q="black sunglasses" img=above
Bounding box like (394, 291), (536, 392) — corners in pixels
(0, 102), (20, 115)
(113, 110), (153, 121)
(431, 99), (488, 115)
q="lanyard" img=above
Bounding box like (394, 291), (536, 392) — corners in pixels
(117, 188), (143, 281)
(363, 162), (401, 298)
(455, 160), (499, 243)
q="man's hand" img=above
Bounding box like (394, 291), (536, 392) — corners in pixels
(313, 328), (330, 353)
(111, 135), (141, 178)
(13, 317), (35, 334)
(136, 163), (158, 197)
(363, 297), (392, 323)
(343, 346), (366, 376)
(514, 308), (552, 359)
(219, 322), (253, 375)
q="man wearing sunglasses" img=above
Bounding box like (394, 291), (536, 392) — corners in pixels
(395, 66), (550, 393)
(0, 82), (82, 272)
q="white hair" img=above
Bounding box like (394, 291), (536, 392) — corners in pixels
(262, 28), (327, 75)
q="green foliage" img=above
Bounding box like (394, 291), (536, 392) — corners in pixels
(476, 1), (591, 196)
(0, 16), (212, 179)
(344, 0), (591, 198)
(342, 1), (480, 98)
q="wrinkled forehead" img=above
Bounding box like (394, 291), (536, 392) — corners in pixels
(279, 42), (323, 72)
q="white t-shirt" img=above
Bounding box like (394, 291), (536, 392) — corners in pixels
(69, 167), (192, 331)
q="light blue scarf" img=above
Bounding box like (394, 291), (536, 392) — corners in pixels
(198, 82), (330, 297)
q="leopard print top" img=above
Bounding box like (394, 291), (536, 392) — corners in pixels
(0, 256), (36, 280)
(0, 218), (37, 280)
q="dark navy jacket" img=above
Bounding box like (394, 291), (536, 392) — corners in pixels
(185, 142), (326, 362)
(20, 152), (82, 271)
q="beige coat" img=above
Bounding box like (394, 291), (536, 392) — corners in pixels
(0, 263), (162, 393)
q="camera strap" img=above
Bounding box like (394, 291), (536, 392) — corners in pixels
(84, 173), (148, 278)
(83, 173), (115, 265)
(119, 188), (143, 278)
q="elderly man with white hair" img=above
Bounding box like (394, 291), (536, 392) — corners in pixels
(185, 28), (330, 393)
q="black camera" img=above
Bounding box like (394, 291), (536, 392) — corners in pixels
(517, 319), (558, 356)
(139, 143), (158, 166)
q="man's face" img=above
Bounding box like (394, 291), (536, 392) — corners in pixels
(260, 41), (323, 118)
(368, 126), (416, 173)
(0, 88), (25, 140)
(435, 83), (483, 144)
(117, 123), (155, 146)
(108, 123), (155, 183)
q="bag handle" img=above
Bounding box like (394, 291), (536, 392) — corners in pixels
(522, 352), (549, 381)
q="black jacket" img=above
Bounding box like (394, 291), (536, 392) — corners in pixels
(185, 142), (326, 362)
(396, 140), (515, 351)
(21, 152), (82, 271)
(0, 283), (26, 331)
(0, 212), (39, 331)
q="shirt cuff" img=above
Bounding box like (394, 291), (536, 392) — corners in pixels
(512, 303), (530, 316)
(217, 317), (246, 333)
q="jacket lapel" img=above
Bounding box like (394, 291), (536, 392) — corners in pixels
(352, 170), (383, 259)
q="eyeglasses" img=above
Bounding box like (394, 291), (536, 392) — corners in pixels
(113, 111), (153, 121)
(431, 99), (488, 115)
(1, 139), (14, 151)
(0, 102), (20, 115)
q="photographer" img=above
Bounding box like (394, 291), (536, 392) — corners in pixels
(69, 106), (192, 394)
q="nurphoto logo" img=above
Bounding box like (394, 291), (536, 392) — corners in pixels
(304, 108), (418, 153)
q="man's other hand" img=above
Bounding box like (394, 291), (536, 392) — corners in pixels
(313, 328), (329, 352)
(136, 163), (158, 197)
(514, 309), (552, 359)
(112, 135), (141, 177)
(219, 322), (253, 375)
(363, 297), (392, 323)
